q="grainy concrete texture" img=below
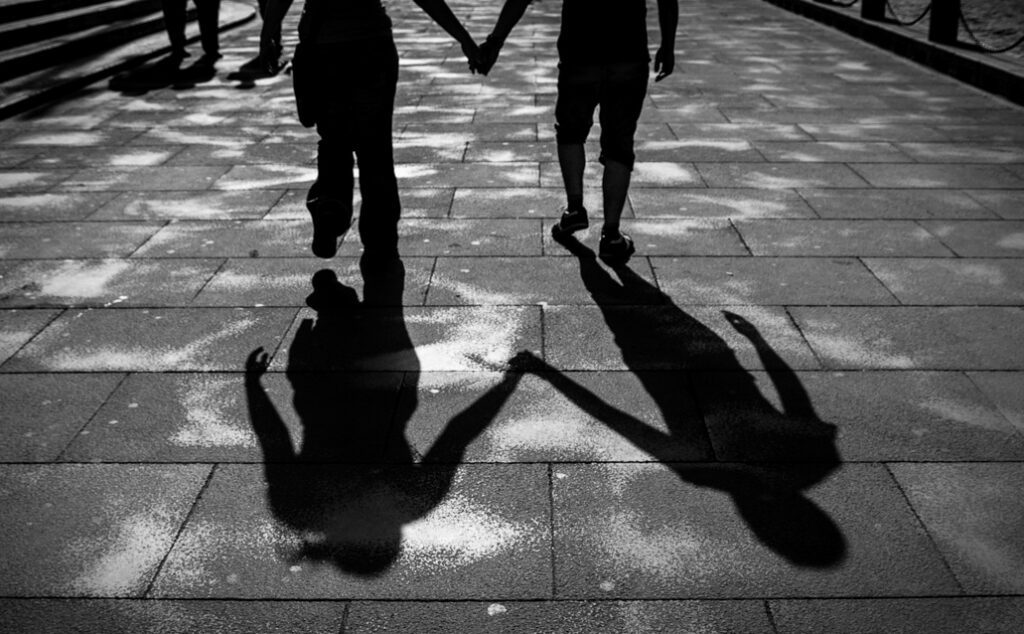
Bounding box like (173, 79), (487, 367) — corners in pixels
(1, 0), (1023, 631)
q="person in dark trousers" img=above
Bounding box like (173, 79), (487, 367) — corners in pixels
(477, 0), (678, 265)
(296, 0), (480, 264)
(239, 0), (295, 76)
(161, 0), (221, 65)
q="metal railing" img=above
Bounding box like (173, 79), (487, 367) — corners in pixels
(817, 0), (1024, 53)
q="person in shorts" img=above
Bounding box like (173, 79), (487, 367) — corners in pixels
(476, 0), (678, 264)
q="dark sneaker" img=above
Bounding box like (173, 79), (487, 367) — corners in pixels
(598, 231), (635, 265)
(551, 206), (589, 238)
(238, 53), (283, 78)
(306, 196), (352, 259)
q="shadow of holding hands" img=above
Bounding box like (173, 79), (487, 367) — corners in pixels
(533, 235), (847, 567)
(245, 259), (524, 576)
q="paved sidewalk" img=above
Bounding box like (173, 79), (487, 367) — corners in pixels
(2, 0), (1023, 631)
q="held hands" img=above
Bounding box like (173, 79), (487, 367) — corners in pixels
(465, 34), (502, 76)
(462, 38), (482, 74)
(654, 45), (675, 82)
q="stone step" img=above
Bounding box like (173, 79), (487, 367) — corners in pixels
(0, 4), (173, 82)
(0, 0), (114, 24)
(0, 0), (255, 119)
(0, 0), (162, 51)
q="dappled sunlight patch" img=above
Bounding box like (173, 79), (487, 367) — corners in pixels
(171, 376), (255, 448)
(628, 218), (727, 238)
(107, 150), (174, 167)
(634, 163), (700, 186)
(12, 132), (105, 145)
(407, 307), (530, 371)
(42, 314), (259, 371)
(217, 165), (316, 190)
(919, 398), (1011, 432)
(30, 259), (131, 299)
(67, 511), (173, 596)
(996, 233), (1024, 250)
(400, 492), (540, 573)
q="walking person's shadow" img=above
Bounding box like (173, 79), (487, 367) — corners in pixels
(245, 258), (523, 575)
(531, 235), (846, 567)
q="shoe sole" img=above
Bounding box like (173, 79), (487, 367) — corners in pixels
(307, 199), (352, 259)
(551, 217), (589, 239)
(599, 239), (635, 265)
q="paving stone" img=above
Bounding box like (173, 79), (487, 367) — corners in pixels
(394, 163), (539, 188)
(968, 372), (1024, 434)
(166, 143), (316, 166)
(919, 220), (1024, 257)
(0, 464), (209, 596)
(2, 307), (296, 372)
(397, 370), (711, 463)
(707, 369), (1024, 461)
(0, 308), (59, 365)
(0, 374), (122, 461)
(753, 141), (911, 162)
(798, 189), (992, 219)
(544, 304), (819, 371)
(266, 187), (453, 220)
(669, 123), (811, 141)
(132, 220), (313, 258)
(966, 190), (1024, 219)
(0, 192), (118, 221)
(540, 162), (704, 188)
(346, 599), (772, 633)
(451, 187), (619, 218)
(798, 124), (950, 142)
(21, 146), (183, 169)
(5, 129), (142, 146)
(339, 219), (543, 257)
(696, 163), (867, 188)
(633, 139), (764, 163)
(150, 464), (552, 599)
(0, 170), (74, 192)
(212, 164), (317, 190)
(890, 463), (1024, 593)
(57, 166), (231, 191)
(790, 306), (1024, 370)
(853, 164), (1024, 189)
(92, 190), (284, 220)
(400, 123), (537, 142)
(0, 599), (344, 634)
(865, 258), (1024, 305)
(0, 148), (39, 168)
(131, 128), (268, 147)
(540, 123), (676, 143)
(429, 256), (661, 306)
(0, 258), (222, 307)
(895, 143), (1024, 163)
(629, 188), (816, 219)
(194, 257), (433, 307)
(0, 222), (162, 259)
(64, 371), (403, 463)
(652, 257), (894, 305)
(552, 463), (958, 598)
(275, 306), (541, 372)
(771, 598), (1024, 634)
(464, 141), (555, 162)
(544, 218), (747, 257)
(934, 124), (1024, 143)
(735, 219), (954, 256)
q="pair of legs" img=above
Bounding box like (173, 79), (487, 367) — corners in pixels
(308, 35), (402, 261)
(161, 0), (221, 59)
(554, 61), (648, 245)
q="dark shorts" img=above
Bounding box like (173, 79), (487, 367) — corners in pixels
(555, 61), (649, 169)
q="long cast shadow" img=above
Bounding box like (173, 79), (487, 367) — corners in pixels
(245, 259), (522, 575)
(536, 235), (846, 567)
